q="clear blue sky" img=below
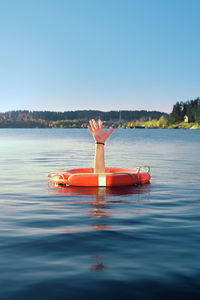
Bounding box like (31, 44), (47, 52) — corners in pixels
(0, 0), (199, 113)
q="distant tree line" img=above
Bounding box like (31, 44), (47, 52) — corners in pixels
(1, 101), (200, 128)
(0, 109), (168, 128)
(169, 98), (200, 124)
(28, 110), (168, 121)
(23, 110), (167, 121)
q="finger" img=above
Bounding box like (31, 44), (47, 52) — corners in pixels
(92, 119), (98, 129)
(98, 120), (102, 128)
(89, 120), (95, 131)
(106, 128), (114, 138)
(87, 125), (93, 133)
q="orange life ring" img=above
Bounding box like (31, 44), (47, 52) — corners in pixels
(48, 166), (150, 187)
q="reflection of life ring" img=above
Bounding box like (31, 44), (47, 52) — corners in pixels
(48, 166), (150, 187)
(49, 181), (151, 197)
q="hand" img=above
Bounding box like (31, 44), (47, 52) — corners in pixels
(88, 119), (114, 143)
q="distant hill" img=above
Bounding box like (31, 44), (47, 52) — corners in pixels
(169, 97), (200, 124)
(0, 109), (168, 128)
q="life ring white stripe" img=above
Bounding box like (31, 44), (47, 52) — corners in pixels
(98, 174), (106, 186)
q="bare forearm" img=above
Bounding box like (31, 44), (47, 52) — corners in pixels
(94, 144), (105, 173)
(88, 119), (114, 174)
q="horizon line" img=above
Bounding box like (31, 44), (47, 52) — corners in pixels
(0, 109), (170, 114)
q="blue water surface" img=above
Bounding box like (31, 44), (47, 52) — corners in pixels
(0, 128), (200, 299)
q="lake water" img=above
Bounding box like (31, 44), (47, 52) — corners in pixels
(0, 128), (200, 299)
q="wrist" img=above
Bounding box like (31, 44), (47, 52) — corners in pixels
(95, 142), (105, 145)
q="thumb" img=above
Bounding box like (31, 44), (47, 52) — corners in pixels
(106, 128), (114, 138)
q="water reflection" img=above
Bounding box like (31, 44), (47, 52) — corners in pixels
(49, 182), (151, 197)
(49, 183), (150, 272)
(90, 256), (105, 272)
(49, 183), (151, 221)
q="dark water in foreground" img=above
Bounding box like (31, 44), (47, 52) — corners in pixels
(0, 128), (200, 299)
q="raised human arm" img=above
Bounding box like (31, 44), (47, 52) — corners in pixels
(88, 119), (114, 173)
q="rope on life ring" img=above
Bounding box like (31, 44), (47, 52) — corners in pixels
(136, 165), (150, 179)
(68, 172), (136, 187)
(49, 167), (151, 187)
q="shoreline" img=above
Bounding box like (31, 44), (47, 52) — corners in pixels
(0, 125), (200, 130)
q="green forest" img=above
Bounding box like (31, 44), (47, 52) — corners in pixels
(0, 98), (199, 128)
(169, 98), (200, 124)
(0, 109), (167, 128)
